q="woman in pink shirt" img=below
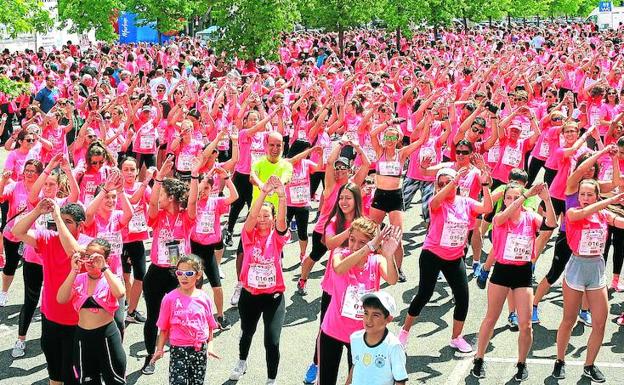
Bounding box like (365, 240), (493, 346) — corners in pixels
(472, 183), (557, 381)
(3, 130), (39, 181)
(229, 176), (289, 384)
(57, 238), (127, 385)
(553, 181), (624, 383)
(152, 255), (220, 385)
(316, 217), (400, 385)
(399, 167), (492, 352)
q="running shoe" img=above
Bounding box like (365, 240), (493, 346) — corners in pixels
(579, 310), (592, 327)
(126, 310), (147, 323)
(449, 336), (473, 353)
(472, 262), (481, 277)
(266, 380), (276, 385)
(610, 277), (620, 291)
(508, 312), (519, 331)
(11, 339), (25, 358)
(231, 282), (243, 306)
(219, 267), (225, 280)
(0, 291), (7, 307)
(514, 362), (528, 382)
(303, 363), (318, 384)
(583, 365), (606, 383)
(229, 359), (247, 381)
(531, 306), (540, 324)
(471, 358), (485, 378)
(397, 269), (407, 283)
(217, 315), (231, 330)
(224, 230), (233, 247)
(552, 360), (565, 379)
(398, 329), (410, 349)
(141, 356), (155, 375)
(290, 219), (297, 232)
(297, 279), (308, 296)
(616, 313), (624, 326)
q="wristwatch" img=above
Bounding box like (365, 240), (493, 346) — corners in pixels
(101, 266), (109, 273)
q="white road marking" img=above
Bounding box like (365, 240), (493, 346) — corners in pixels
(443, 356), (472, 385)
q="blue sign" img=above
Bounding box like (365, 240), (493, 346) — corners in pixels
(118, 12), (172, 44)
(599, 1), (612, 12)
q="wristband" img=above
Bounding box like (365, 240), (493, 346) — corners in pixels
(101, 266), (109, 273)
(520, 193), (527, 200)
(103, 187), (110, 193)
(154, 178), (163, 183)
(481, 182), (490, 187)
(43, 169), (51, 175)
(366, 241), (376, 252)
(190, 175), (200, 180)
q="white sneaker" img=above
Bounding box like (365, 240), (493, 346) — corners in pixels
(11, 339), (25, 358)
(266, 379), (276, 385)
(231, 282), (243, 306)
(0, 291), (7, 307)
(229, 359), (247, 381)
(219, 267), (225, 280)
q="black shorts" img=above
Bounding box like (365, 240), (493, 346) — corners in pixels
(41, 315), (78, 384)
(121, 241), (146, 280)
(371, 188), (404, 213)
(190, 239), (222, 288)
(309, 231), (328, 262)
(490, 262), (533, 289)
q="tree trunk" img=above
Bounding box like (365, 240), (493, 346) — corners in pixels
(433, 24), (439, 40)
(338, 25), (344, 58)
(396, 26), (401, 52)
(536, 15), (540, 27)
(507, 13), (511, 28)
(489, 16), (492, 27)
(523, 17), (527, 27)
(462, 9), (468, 30)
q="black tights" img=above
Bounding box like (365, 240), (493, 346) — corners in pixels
(317, 330), (353, 385)
(18, 261), (42, 336)
(74, 322), (126, 384)
(407, 249), (469, 322)
(143, 265), (178, 355)
(227, 172), (253, 233)
(238, 289), (285, 380)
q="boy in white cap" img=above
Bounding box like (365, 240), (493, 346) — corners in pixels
(348, 291), (408, 385)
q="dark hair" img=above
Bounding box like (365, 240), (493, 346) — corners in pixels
(455, 139), (475, 152)
(474, 117), (486, 128)
(88, 238), (111, 259)
(362, 296), (390, 318)
(60, 202), (86, 223)
(500, 182), (525, 212)
(287, 139), (311, 158)
(508, 168), (528, 184)
(617, 135), (624, 148)
(176, 254), (204, 289)
(574, 152), (599, 179)
(86, 140), (115, 170)
(324, 182), (363, 246)
(24, 159), (44, 174)
(162, 178), (190, 207)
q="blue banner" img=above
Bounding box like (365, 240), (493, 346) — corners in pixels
(118, 12), (172, 44)
(599, 1), (612, 12)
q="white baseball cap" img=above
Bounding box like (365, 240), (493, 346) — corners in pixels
(361, 291), (398, 318)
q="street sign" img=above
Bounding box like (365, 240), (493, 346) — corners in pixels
(600, 1), (613, 12)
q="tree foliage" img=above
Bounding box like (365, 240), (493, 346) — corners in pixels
(125, 0), (210, 36)
(0, 0), (53, 38)
(57, 0), (123, 42)
(0, 76), (32, 98)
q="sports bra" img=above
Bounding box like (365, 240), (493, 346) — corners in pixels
(81, 296), (103, 310)
(376, 150), (402, 178)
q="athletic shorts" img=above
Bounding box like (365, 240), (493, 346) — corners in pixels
(564, 255), (606, 291)
(371, 188), (404, 213)
(490, 262), (532, 289)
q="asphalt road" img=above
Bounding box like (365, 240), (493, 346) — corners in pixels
(0, 152), (623, 385)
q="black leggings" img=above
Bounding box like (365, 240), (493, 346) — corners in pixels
(310, 171), (325, 199)
(543, 167), (557, 188)
(143, 265), (178, 355)
(74, 322), (126, 384)
(227, 172), (253, 233)
(408, 249), (469, 322)
(238, 288), (285, 380)
(190, 240), (222, 287)
(18, 261), (42, 337)
(527, 157), (546, 187)
(135, 153), (156, 170)
(41, 315), (78, 384)
(121, 241), (146, 281)
(3, 236), (22, 276)
(312, 290), (332, 365)
(309, 231), (328, 262)
(545, 231), (573, 285)
(604, 225), (624, 275)
(317, 330), (353, 385)
(286, 206), (310, 241)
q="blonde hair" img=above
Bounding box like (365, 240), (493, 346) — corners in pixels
(350, 217), (378, 240)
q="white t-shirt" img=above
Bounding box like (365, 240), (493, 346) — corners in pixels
(350, 329), (408, 385)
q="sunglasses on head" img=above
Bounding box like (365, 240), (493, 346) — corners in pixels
(175, 270), (197, 277)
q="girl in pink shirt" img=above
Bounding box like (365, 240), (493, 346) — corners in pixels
(399, 167), (492, 352)
(76, 141), (115, 206)
(152, 255), (220, 385)
(56, 238), (127, 385)
(317, 217), (400, 385)
(472, 183), (557, 380)
(229, 176), (289, 384)
(554, 180), (624, 382)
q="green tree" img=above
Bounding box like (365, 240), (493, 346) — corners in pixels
(125, 0), (211, 41)
(379, 0), (425, 50)
(0, 0), (53, 38)
(211, 0), (299, 60)
(57, 0), (122, 42)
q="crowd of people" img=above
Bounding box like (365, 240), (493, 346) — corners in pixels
(0, 19), (624, 385)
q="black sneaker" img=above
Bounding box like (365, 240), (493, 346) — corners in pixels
(471, 358), (485, 379)
(514, 362), (528, 382)
(583, 365), (606, 383)
(126, 310), (147, 323)
(141, 355), (155, 375)
(398, 269), (407, 283)
(217, 315), (231, 330)
(552, 360), (565, 379)
(224, 230), (233, 247)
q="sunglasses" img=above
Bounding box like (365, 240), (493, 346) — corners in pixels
(456, 149), (471, 155)
(384, 135), (398, 141)
(24, 169), (38, 174)
(87, 134), (96, 139)
(514, 98), (526, 102)
(90, 159), (105, 166)
(103, 116), (111, 120)
(24, 138), (36, 143)
(157, 88), (165, 93)
(175, 270), (197, 277)
(471, 127), (485, 134)
(334, 165), (348, 171)
(552, 116), (563, 122)
(608, 92), (617, 95)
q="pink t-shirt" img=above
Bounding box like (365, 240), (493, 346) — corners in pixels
(313, 182), (344, 234)
(148, 210), (193, 268)
(1, 181), (30, 242)
(71, 273), (119, 315)
(549, 146), (592, 200)
(240, 228), (289, 295)
(491, 138), (531, 183)
(320, 218), (351, 295)
(565, 210), (609, 256)
(120, 183), (151, 243)
(23, 196), (68, 265)
(174, 140), (203, 172)
(41, 124), (68, 163)
(286, 159), (315, 207)
(157, 289), (218, 349)
(424, 196), (478, 260)
(36, 230), (92, 325)
(85, 211), (125, 276)
(406, 136), (442, 182)
(191, 197), (229, 245)
(132, 120), (158, 154)
(492, 210), (541, 265)
(4, 150), (37, 181)
(78, 168), (107, 206)
(236, 129), (267, 175)
(321, 249), (382, 343)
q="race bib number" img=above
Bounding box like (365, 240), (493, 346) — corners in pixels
(578, 229), (606, 256)
(440, 221), (469, 248)
(501, 145), (522, 167)
(177, 153), (193, 172)
(538, 141), (549, 158)
(364, 146), (378, 163)
(419, 146), (436, 164)
(289, 185), (309, 205)
(487, 144), (500, 163)
(341, 284), (371, 320)
(196, 211), (215, 234)
(247, 263), (276, 289)
(251, 150), (264, 165)
(503, 233), (534, 262)
(297, 129), (308, 140)
(100, 231), (123, 258)
(140, 134), (155, 150)
(520, 122), (532, 140)
(323, 145), (331, 164)
(379, 161), (401, 176)
(129, 207), (148, 233)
